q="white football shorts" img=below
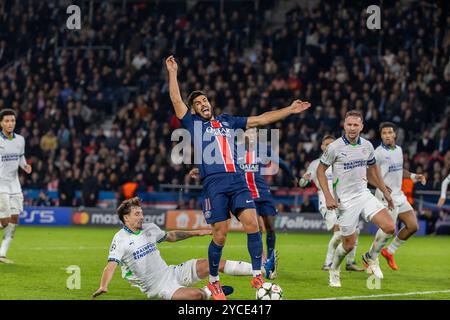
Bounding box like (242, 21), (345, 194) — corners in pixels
(337, 190), (385, 236)
(153, 259), (201, 300)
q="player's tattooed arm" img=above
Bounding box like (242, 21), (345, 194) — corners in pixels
(165, 229), (212, 242)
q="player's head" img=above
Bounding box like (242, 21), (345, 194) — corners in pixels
(187, 90), (213, 120)
(379, 122), (397, 146)
(117, 197), (144, 230)
(343, 110), (364, 140)
(0, 108), (17, 134)
(321, 135), (335, 152)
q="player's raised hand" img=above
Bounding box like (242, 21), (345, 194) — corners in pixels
(416, 174), (426, 186)
(290, 100), (311, 114)
(165, 55), (178, 73)
(189, 168), (200, 180)
(92, 287), (107, 299)
(325, 195), (338, 210)
(24, 164), (32, 174)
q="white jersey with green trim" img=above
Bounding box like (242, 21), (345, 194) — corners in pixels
(374, 144), (405, 204)
(320, 136), (376, 203)
(441, 174), (450, 199)
(0, 132), (26, 194)
(306, 158), (333, 196)
(107, 223), (169, 297)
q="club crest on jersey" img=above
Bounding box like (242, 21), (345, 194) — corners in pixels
(205, 126), (231, 137)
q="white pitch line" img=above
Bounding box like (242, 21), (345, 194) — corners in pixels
(310, 289), (450, 300)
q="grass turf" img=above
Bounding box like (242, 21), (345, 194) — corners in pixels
(0, 226), (449, 300)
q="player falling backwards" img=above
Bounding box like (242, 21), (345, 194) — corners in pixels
(93, 197), (268, 300)
(368, 122), (426, 272)
(317, 110), (395, 287)
(189, 128), (297, 278)
(299, 135), (364, 272)
(166, 55), (311, 299)
(0, 109), (32, 264)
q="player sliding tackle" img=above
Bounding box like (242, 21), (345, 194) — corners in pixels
(166, 55), (311, 299)
(93, 197), (264, 300)
(317, 110), (395, 287)
(368, 122), (426, 272)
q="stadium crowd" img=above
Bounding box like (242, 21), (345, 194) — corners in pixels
(0, 0), (449, 230)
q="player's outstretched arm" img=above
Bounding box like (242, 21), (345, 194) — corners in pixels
(165, 229), (212, 242)
(317, 163), (337, 210)
(246, 100), (311, 128)
(166, 55), (188, 119)
(367, 164), (394, 209)
(402, 169), (426, 185)
(92, 261), (117, 299)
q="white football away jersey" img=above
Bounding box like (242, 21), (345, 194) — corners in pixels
(0, 132), (26, 194)
(306, 158), (333, 196)
(320, 136), (376, 203)
(108, 223), (169, 297)
(441, 174), (450, 199)
(374, 144), (405, 204)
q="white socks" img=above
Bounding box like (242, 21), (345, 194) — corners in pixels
(346, 227), (360, 264)
(223, 260), (253, 276)
(0, 223), (16, 257)
(209, 274), (219, 284)
(369, 229), (393, 259)
(325, 231), (341, 265)
(202, 286), (212, 300)
(331, 243), (348, 271)
(387, 236), (406, 255)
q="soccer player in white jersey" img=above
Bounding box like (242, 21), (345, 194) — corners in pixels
(437, 174), (450, 207)
(0, 109), (32, 264)
(317, 110), (395, 287)
(369, 122), (426, 271)
(93, 197), (264, 300)
(299, 135), (364, 272)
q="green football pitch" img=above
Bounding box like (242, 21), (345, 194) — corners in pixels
(0, 226), (449, 300)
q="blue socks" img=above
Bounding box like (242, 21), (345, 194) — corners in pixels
(266, 232), (276, 258)
(247, 232), (263, 273)
(208, 240), (223, 278)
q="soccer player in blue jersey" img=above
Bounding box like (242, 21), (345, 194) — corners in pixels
(166, 56), (311, 299)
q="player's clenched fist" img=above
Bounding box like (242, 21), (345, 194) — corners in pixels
(325, 195), (338, 210)
(165, 55), (178, 73)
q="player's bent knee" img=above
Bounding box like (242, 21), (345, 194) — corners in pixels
(382, 223), (395, 235)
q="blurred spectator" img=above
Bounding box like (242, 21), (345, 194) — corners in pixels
(35, 191), (54, 207)
(300, 194), (316, 213)
(58, 170), (76, 207)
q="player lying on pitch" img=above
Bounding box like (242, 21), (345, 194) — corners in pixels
(93, 197), (266, 300)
